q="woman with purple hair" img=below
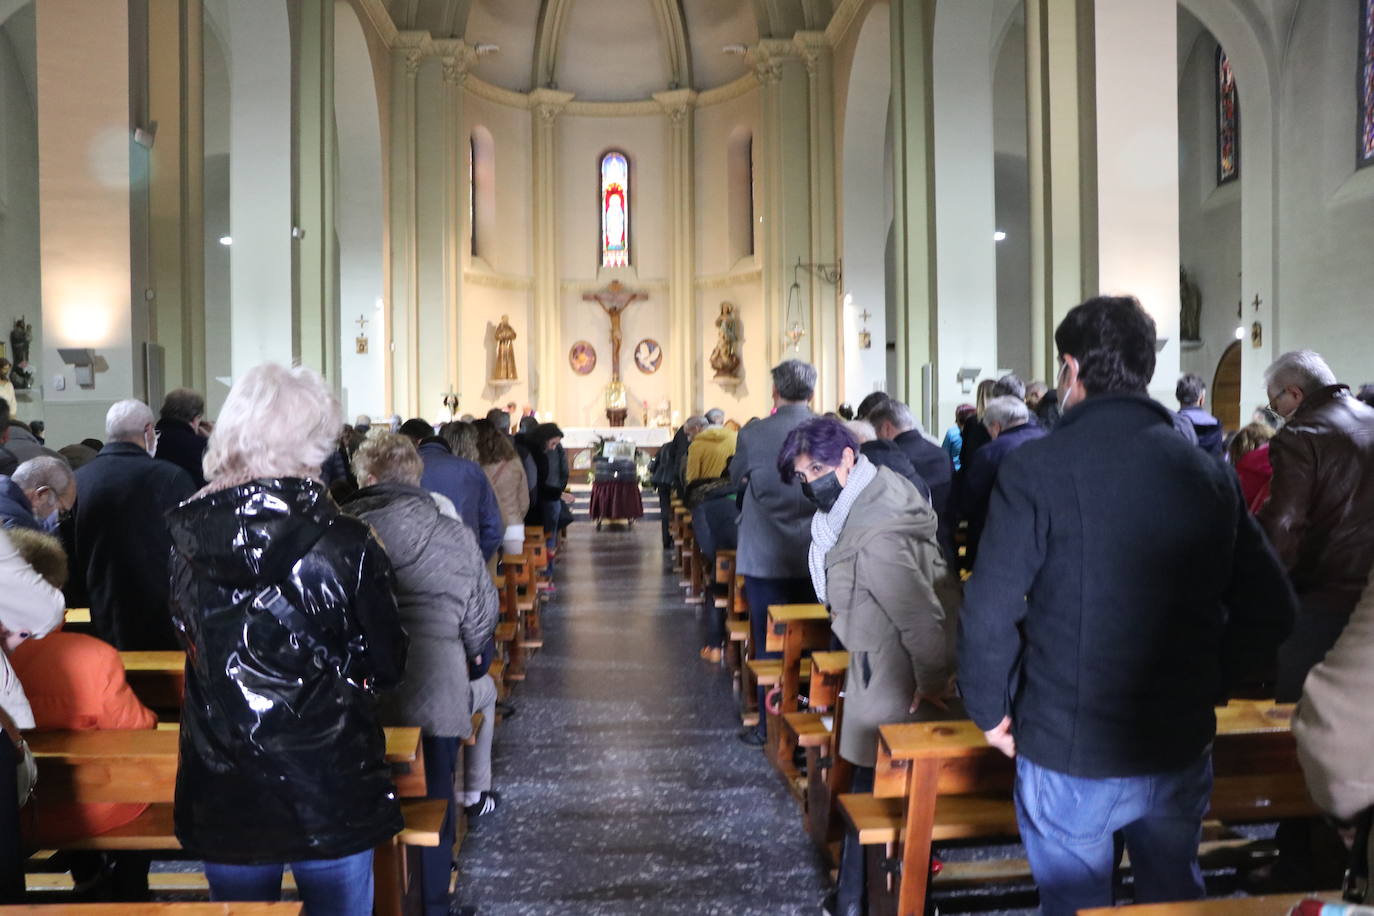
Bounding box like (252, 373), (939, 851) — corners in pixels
(778, 416), (961, 916)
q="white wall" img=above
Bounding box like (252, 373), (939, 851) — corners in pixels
(993, 17), (1031, 383)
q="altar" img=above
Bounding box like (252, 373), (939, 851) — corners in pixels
(560, 427), (672, 450)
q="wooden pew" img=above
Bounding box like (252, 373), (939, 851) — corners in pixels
(761, 604), (830, 773)
(780, 650), (850, 849)
(845, 701), (1315, 916)
(1080, 894), (1319, 915)
(119, 651), (185, 712)
(1, 905), (305, 914)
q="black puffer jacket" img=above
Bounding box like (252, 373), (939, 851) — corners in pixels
(167, 478), (408, 864)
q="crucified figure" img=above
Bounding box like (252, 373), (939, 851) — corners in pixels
(582, 280), (648, 381)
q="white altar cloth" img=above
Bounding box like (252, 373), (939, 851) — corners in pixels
(560, 426), (672, 449)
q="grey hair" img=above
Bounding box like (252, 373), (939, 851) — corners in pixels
(203, 363), (342, 482)
(705, 408), (725, 426)
(867, 399), (918, 435)
(992, 373), (1025, 400)
(771, 359), (817, 403)
(1264, 350), (1337, 396)
(845, 419), (877, 443)
(683, 415), (708, 435)
(983, 395), (1030, 430)
(105, 399), (155, 443)
(352, 430), (423, 487)
(12, 456), (74, 494)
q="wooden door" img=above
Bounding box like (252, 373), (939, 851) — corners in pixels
(1212, 340), (1242, 431)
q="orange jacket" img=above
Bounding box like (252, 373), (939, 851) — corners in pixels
(11, 630), (157, 846)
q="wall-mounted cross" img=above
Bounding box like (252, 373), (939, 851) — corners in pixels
(356, 314), (369, 334)
(859, 310), (872, 324)
(1252, 294), (1263, 312)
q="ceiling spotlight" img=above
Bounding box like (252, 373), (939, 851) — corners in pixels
(993, 230), (1007, 242)
(474, 43), (499, 56)
(722, 44), (747, 55)
(218, 236), (232, 246)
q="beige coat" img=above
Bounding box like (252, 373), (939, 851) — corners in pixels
(823, 467), (963, 767)
(483, 457), (531, 526)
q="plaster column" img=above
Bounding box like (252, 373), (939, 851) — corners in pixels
(36, 0), (136, 442)
(797, 32), (840, 411)
(529, 88), (573, 417)
(654, 89), (697, 415)
(750, 40), (813, 376)
(294, 0), (339, 387)
(146, 0), (205, 395)
(387, 34), (426, 416)
(438, 44), (474, 415)
(889, 0), (939, 429)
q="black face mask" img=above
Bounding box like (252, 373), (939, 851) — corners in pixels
(800, 470), (843, 513)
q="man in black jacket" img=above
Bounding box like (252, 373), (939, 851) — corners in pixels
(958, 296), (1295, 915)
(153, 388), (210, 488)
(73, 399), (196, 649)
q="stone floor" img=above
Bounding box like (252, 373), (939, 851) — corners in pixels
(453, 495), (832, 915)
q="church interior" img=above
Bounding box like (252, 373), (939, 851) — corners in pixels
(0, 0), (1372, 913)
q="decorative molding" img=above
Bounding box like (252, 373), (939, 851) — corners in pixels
(695, 268), (763, 290)
(431, 39), (477, 87)
(794, 31), (832, 73)
(560, 278), (669, 294)
(530, 87), (576, 122)
(352, 0), (400, 46)
(532, 0), (573, 90)
(697, 73), (760, 108)
(649, 0), (693, 90)
(824, 0), (868, 46)
(652, 88), (698, 127)
(394, 31), (429, 78)
(564, 98), (661, 117)
(464, 269), (533, 291)
(747, 39), (800, 86)
(464, 76), (533, 110)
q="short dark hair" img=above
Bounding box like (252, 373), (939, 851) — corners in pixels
(992, 374), (1025, 400)
(771, 359), (817, 403)
(855, 392), (890, 421)
(160, 388), (206, 424)
(1053, 296), (1157, 397)
(777, 417), (860, 484)
(1175, 373), (1206, 407)
(398, 418), (434, 442)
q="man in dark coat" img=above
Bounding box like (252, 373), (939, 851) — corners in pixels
(154, 389), (210, 489)
(402, 419), (503, 561)
(651, 425), (689, 548)
(73, 399), (196, 650)
(2, 457), (76, 533)
(956, 395), (1046, 568)
(868, 399), (953, 551)
(1175, 373), (1223, 457)
(959, 296), (1295, 915)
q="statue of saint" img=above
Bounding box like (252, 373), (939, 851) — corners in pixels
(710, 302), (741, 379)
(9, 317), (32, 390)
(582, 281), (648, 381)
(492, 315), (518, 381)
(1179, 267), (1202, 342)
(0, 360), (15, 416)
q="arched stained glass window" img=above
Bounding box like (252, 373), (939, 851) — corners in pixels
(1216, 46), (1239, 184)
(601, 151), (630, 268)
(1360, 0), (1374, 168)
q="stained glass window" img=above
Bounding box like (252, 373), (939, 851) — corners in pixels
(1217, 46), (1239, 184)
(1361, 0), (1374, 168)
(601, 151), (630, 268)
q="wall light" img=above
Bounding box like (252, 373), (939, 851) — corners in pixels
(956, 366), (981, 394)
(218, 236), (232, 246)
(58, 348), (97, 389)
(1235, 325), (1245, 340)
(993, 230), (1007, 242)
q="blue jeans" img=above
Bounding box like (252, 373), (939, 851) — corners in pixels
(1014, 753), (1212, 916)
(205, 848), (374, 916)
(743, 576), (817, 738)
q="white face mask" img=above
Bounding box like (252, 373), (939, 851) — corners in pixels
(1056, 357), (1080, 413)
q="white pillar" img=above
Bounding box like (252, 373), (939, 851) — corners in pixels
(798, 32), (840, 412)
(387, 34), (426, 416)
(528, 89), (573, 416)
(36, 0), (135, 442)
(654, 89), (697, 415)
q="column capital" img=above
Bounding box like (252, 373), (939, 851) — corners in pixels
(747, 39), (799, 85)
(529, 88), (575, 123)
(793, 31), (831, 74)
(431, 39), (478, 86)
(652, 88), (697, 125)
(394, 31), (430, 77)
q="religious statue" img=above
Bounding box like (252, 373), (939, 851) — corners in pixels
(9, 317), (32, 390)
(710, 302), (741, 380)
(1179, 267), (1202, 342)
(492, 315), (518, 382)
(582, 281), (648, 382)
(0, 360), (15, 417)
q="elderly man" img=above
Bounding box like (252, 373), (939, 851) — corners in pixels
(0, 458), (76, 532)
(154, 388), (210, 488)
(730, 359), (818, 746)
(867, 399), (953, 519)
(960, 296), (1294, 914)
(1258, 350), (1374, 700)
(1176, 373), (1223, 457)
(72, 400), (196, 650)
(686, 410), (737, 485)
(957, 395), (1046, 568)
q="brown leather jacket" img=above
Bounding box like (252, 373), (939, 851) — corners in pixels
(1259, 384), (1374, 615)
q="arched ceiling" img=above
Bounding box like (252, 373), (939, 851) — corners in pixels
(383, 0), (793, 99)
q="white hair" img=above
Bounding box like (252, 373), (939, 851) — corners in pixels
(683, 415), (708, 434)
(845, 419), (877, 444)
(705, 408), (725, 426)
(12, 456), (74, 494)
(105, 399), (155, 443)
(983, 395), (1030, 430)
(1264, 350), (1337, 396)
(203, 363), (341, 483)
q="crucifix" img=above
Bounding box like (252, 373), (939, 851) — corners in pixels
(355, 314), (369, 354)
(582, 280), (648, 381)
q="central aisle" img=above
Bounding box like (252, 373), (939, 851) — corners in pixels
(455, 498), (830, 915)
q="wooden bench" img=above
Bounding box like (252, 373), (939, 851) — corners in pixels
(119, 651), (185, 712)
(780, 650), (850, 848)
(1080, 894), (1321, 915)
(762, 604), (830, 773)
(2, 904), (305, 914)
(845, 701), (1316, 916)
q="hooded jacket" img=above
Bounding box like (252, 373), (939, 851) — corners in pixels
(821, 466), (961, 766)
(166, 478), (408, 864)
(344, 482), (498, 738)
(685, 426), (737, 483)
(0, 477), (41, 531)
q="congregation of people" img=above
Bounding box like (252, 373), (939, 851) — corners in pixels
(660, 295), (1374, 916)
(0, 370), (580, 914)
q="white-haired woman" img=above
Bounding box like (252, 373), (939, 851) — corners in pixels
(165, 364), (408, 915)
(345, 431), (501, 916)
